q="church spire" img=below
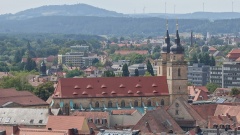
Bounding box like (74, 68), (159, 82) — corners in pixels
(175, 19), (180, 45)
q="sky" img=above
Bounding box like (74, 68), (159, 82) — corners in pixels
(0, 0), (239, 15)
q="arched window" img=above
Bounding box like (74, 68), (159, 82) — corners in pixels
(73, 103), (78, 109)
(147, 100), (151, 107)
(134, 100), (138, 107)
(108, 101), (112, 108)
(64, 103), (69, 115)
(95, 101), (99, 108)
(161, 99), (165, 106)
(179, 86), (181, 90)
(178, 68), (181, 76)
(121, 100), (125, 108)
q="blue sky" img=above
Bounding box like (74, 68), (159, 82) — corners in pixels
(0, 0), (239, 14)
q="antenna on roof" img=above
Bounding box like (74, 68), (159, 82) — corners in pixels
(165, 2), (167, 14)
(232, 1), (234, 12)
(203, 2), (205, 12)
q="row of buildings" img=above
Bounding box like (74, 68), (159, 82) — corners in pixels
(188, 61), (240, 88)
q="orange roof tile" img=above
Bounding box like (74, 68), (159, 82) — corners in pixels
(0, 88), (48, 107)
(115, 50), (148, 55)
(53, 76), (169, 98)
(46, 116), (89, 133)
(71, 111), (109, 119)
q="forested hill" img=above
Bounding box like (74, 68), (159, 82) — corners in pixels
(0, 16), (240, 36)
(4, 4), (124, 20)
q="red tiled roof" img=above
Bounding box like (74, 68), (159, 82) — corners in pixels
(226, 49), (240, 60)
(188, 86), (209, 101)
(133, 108), (184, 134)
(46, 116), (89, 133)
(191, 104), (217, 120)
(53, 76), (169, 98)
(71, 111), (109, 119)
(115, 50), (148, 55)
(112, 109), (136, 115)
(0, 88), (48, 106)
(209, 47), (217, 51)
(208, 115), (237, 129)
(235, 57), (240, 62)
(46, 55), (57, 62)
(214, 104), (240, 123)
(18, 127), (72, 135)
(195, 86), (209, 93)
(0, 126), (15, 135)
(84, 66), (97, 72)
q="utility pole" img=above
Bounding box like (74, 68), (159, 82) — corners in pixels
(165, 2), (167, 14)
(203, 2), (205, 12)
(174, 4), (176, 14)
(232, 1), (234, 12)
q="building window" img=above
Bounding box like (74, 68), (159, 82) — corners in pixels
(147, 100), (151, 107)
(108, 101), (112, 108)
(73, 103), (78, 109)
(95, 101), (99, 108)
(161, 99), (164, 106)
(169, 68), (170, 76)
(179, 86), (181, 90)
(134, 100), (138, 107)
(121, 100), (125, 108)
(175, 110), (179, 115)
(178, 68), (181, 76)
(173, 56), (176, 60)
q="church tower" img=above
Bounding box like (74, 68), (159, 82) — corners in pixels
(167, 22), (188, 104)
(157, 20), (171, 76)
(40, 60), (47, 76)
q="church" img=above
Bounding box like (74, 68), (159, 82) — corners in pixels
(49, 23), (188, 114)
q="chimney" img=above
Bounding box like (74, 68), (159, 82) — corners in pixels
(12, 125), (18, 134)
(90, 127), (94, 134)
(48, 108), (53, 115)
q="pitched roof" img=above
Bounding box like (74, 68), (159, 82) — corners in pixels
(191, 104), (217, 120)
(188, 86), (209, 101)
(0, 88), (48, 107)
(209, 47), (217, 51)
(46, 116), (89, 134)
(18, 128), (71, 135)
(214, 104), (240, 123)
(133, 108), (184, 134)
(174, 97), (207, 127)
(208, 115), (237, 129)
(0, 108), (60, 126)
(53, 76), (169, 98)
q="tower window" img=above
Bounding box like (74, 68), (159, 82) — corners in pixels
(178, 68), (181, 76)
(134, 100), (138, 107)
(108, 101), (112, 108)
(161, 99), (164, 106)
(175, 110), (179, 115)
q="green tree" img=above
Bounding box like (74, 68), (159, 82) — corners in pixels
(230, 88), (240, 96)
(134, 69), (139, 76)
(144, 71), (151, 76)
(34, 82), (54, 101)
(147, 60), (154, 76)
(120, 37), (124, 42)
(102, 70), (115, 77)
(198, 53), (204, 64)
(191, 53), (198, 64)
(92, 58), (99, 65)
(206, 83), (219, 93)
(13, 50), (22, 63)
(209, 56), (216, 66)
(66, 69), (83, 78)
(0, 71), (34, 91)
(203, 53), (210, 65)
(24, 57), (37, 71)
(122, 63), (129, 77)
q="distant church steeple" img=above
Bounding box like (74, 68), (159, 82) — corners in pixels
(161, 19), (171, 53)
(40, 59), (47, 76)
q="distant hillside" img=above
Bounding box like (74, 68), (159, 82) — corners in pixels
(0, 16), (240, 36)
(5, 4), (124, 20)
(130, 12), (240, 20)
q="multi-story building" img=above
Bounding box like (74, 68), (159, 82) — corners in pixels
(210, 62), (240, 88)
(58, 45), (98, 67)
(188, 63), (210, 86)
